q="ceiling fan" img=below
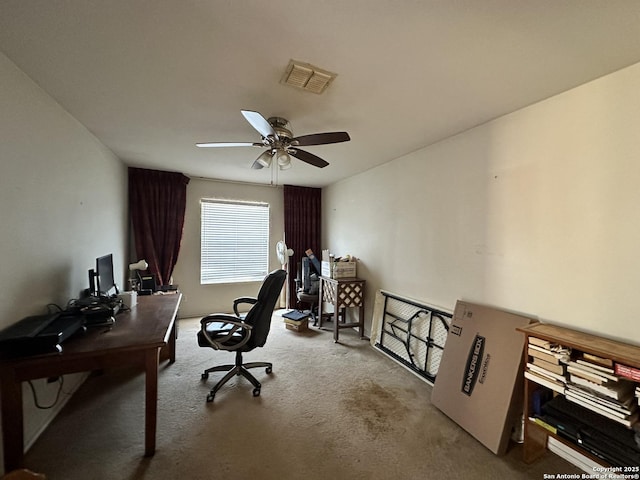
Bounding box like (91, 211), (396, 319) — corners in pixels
(196, 110), (350, 170)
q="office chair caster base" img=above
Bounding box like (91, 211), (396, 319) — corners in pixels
(265, 366), (272, 374)
(252, 387), (261, 397)
(201, 372), (209, 380)
(206, 392), (215, 402)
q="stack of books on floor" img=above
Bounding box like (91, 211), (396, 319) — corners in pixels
(564, 353), (638, 429)
(524, 337), (571, 394)
(282, 310), (309, 332)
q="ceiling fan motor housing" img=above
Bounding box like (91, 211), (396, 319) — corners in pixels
(268, 117), (293, 141)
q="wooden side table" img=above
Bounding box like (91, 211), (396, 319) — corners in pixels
(318, 276), (366, 342)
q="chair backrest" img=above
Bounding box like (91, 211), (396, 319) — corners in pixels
(242, 269), (287, 350)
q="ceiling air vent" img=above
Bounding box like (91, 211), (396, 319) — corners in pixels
(280, 60), (337, 94)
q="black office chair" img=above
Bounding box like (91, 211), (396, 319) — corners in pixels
(197, 269), (287, 402)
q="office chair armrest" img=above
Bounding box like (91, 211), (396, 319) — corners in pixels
(233, 296), (257, 317)
(200, 314), (253, 351)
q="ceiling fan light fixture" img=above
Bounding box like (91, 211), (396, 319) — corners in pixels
(276, 149), (291, 170)
(256, 150), (273, 168)
(281, 60), (337, 94)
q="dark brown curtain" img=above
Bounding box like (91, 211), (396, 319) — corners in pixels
(128, 167), (190, 286)
(283, 185), (322, 307)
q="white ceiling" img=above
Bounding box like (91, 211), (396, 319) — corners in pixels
(2, 1), (640, 188)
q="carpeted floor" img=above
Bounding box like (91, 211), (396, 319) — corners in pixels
(22, 312), (580, 479)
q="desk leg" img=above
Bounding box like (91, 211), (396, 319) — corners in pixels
(144, 348), (160, 457)
(1, 371), (24, 472)
(318, 297), (324, 329)
(359, 305), (365, 339)
(333, 307), (339, 343)
(168, 322), (177, 364)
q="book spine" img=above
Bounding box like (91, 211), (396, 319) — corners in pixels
(531, 416), (557, 434)
(568, 361), (618, 381)
(568, 374), (630, 401)
(566, 365), (608, 384)
(527, 363), (566, 383)
(532, 357), (566, 375)
(564, 390), (630, 419)
(582, 352), (613, 368)
(615, 363), (640, 382)
(528, 347), (561, 365)
(524, 370), (565, 394)
(574, 359), (615, 374)
(564, 394), (637, 427)
(528, 337), (551, 349)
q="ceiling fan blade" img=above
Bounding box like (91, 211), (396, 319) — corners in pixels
(289, 148), (329, 168)
(241, 110), (277, 139)
(292, 131), (350, 146)
(196, 142), (263, 148)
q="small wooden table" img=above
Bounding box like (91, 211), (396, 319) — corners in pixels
(0, 293), (182, 472)
(318, 276), (366, 342)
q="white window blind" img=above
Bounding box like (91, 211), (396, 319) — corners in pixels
(200, 199), (270, 284)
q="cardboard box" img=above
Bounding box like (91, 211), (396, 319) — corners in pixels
(430, 300), (534, 455)
(284, 318), (309, 332)
(321, 260), (356, 279)
(320, 250), (357, 279)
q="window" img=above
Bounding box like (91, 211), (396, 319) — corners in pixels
(200, 199), (270, 284)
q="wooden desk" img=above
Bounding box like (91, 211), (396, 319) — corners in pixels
(0, 293), (182, 472)
(318, 276), (366, 342)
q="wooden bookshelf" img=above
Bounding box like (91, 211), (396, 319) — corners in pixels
(517, 322), (640, 466)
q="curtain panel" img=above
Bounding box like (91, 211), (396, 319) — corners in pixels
(283, 185), (322, 307)
(128, 167), (190, 286)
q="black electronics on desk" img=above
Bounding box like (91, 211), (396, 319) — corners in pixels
(0, 312), (84, 357)
(69, 295), (122, 326)
(137, 273), (177, 295)
(0, 252), (126, 357)
(89, 253), (118, 298)
(82, 252), (124, 323)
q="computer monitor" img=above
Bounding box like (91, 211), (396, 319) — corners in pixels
(96, 254), (117, 296)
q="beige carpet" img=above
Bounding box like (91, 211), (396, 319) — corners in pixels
(23, 312), (579, 479)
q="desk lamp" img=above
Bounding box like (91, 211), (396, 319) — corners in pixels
(128, 259), (148, 291)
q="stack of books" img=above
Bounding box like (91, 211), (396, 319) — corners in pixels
(564, 353), (638, 428)
(524, 337), (571, 394)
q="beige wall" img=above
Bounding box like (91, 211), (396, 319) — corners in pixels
(171, 177), (285, 318)
(0, 52), (127, 471)
(323, 62), (640, 345)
